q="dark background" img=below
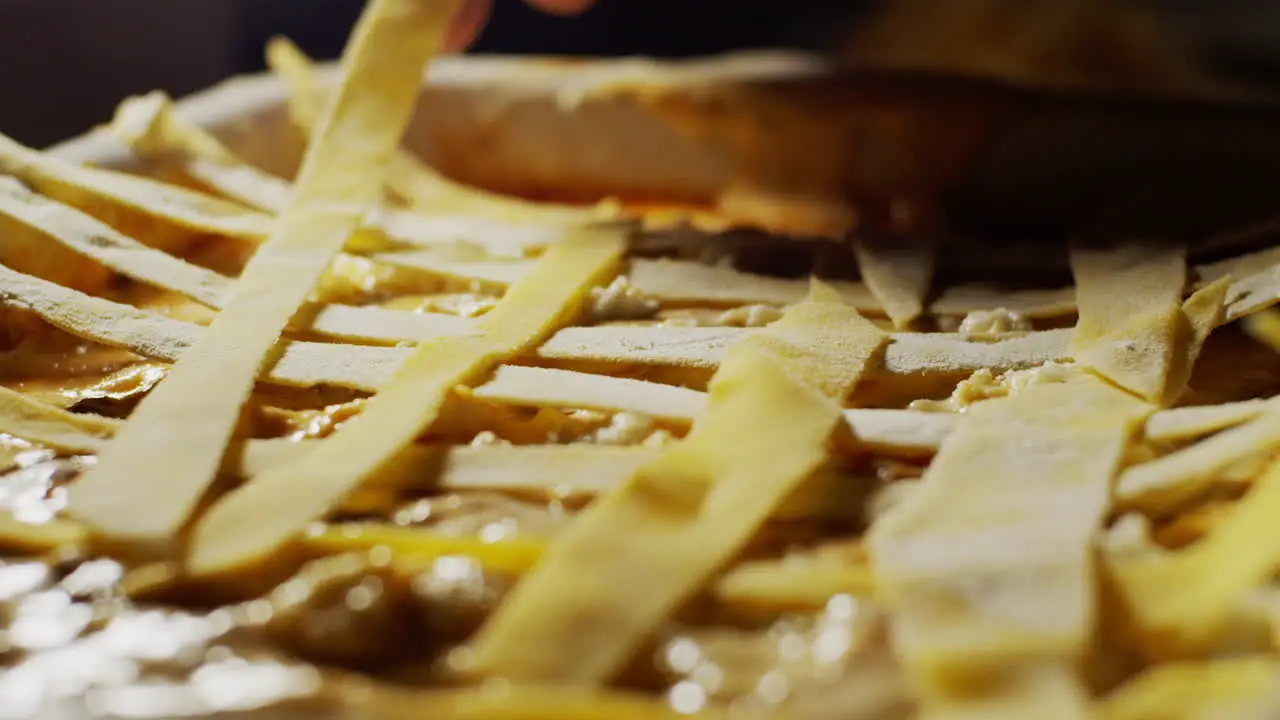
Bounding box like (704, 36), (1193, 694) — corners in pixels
(1, 0), (1278, 148)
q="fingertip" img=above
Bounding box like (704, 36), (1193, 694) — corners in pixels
(528, 0), (596, 16)
(443, 0), (493, 53)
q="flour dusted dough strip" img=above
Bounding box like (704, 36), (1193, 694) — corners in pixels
(111, 91), (292, 213)
(236, 440), (656, 500)
(384, 253), (1083, 320)
(369, 249), (534, 286)
(1112, 454), (1280, 658)
(0, 262), (407, 391)
(0, 202), (473, 346)
(187, 228), (624, 576)
(712, 558), (875, 612)
(1195, 244), (1280, 322)
(0, 386), (119, 453)
(0, 176), (232, 307)
(111, 91), (566, 257)
(0, 133), (270, 243)
(68, 0), (463, 552)
(1099, 657), (1280, 720)
(0, 257), (1198, 458)
(1115, 398), (1280, 518)
(537, 324), (1074, 377)
(0, 258), (1082, 406)
(853, 237), (935, 328)
(465, 291), (885, 683)
(266, 36), (603, 225)
(628, 258), (877, 309)
(1163, 276), (1230, 408)
(0, 383), (665, 502)
(869, 376), (1149, 711)
(1069, 242), (1188, 403)
(1143, 399), (1269, 444)
(472, 365), (708, 422)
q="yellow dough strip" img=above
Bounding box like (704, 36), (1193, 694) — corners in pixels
(0, 185), (477, 345)
(0, 257), (1230, 449)
(0, 386), (119, 454)
(1195, 244), (1280, 322)
(0, 360), (943, 467)
(1098, 657), (1280, 720)
(305, 522), (873, 613)
(0, 512), (91, 555)
(371, 248), (534, 285)
(332, 680), (728, 720)
(67, 0), (464, 553)
(110, 90), (565, 257)
(868, 376), (1150, 713)
(185, 228), (625, 576)
(0, 262), (409, 391)
(0, 259), (1076, 398)
(1111, 452), (1280, 659)
(109, 91), (292, 213)
(536, 324), (1073, 376)
(465, 290), (886, 683)
(852, 236), (936, 328)
(266, 36), (603, 224)
(1115, 396), (1280, 518)
(376, 252), (1082, 319)
(0, 133), (271, 243)
(471, 365), (708, 422)
(1069, 241), (1189, 404)
(1243, 305), (1280, 353)
(1142, 398), (1269, 444)
(0, 176), (232, 307)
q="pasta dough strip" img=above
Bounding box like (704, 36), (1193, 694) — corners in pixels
(0, 264), (1222, 453)
(332, 679), (728, 720)
(853, 236), (936, 328)
(185, 228), (625, 576)
(869, 376), (1149, 712)
(368, 251), (1081, 320)
(266, 36), (602, 224)
(110, 92), (292, 213)
(536, 324), (1073, 377)
(1098, 657), (1280, 720)
(110, 91), (564, 256)
(68, 0), (463, 552)
(0, 261), (1075, 396)
(1069, 242), (1188, 403)
(465, 291), (886, 683)
(0, 176), (232, 307)
(1142, 399), (1268, 444)
(1115, 397), (1280, 518)
(1196, 244), (1280, 322)
(0, 133), (270, 243)
(0, 185), (475, 344)
(1111, 453), (1280, 658)
(0, 386), (118, 453)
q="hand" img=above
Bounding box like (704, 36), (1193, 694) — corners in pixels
(445, 0), (597, 52)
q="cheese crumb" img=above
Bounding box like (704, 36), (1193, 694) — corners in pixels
(587, 276), (660, 323)
(469, 431), (511, 447)
(712, 304), (784, 328)
(588, 411), (659, 446)
(957, 307), (1033, 335)
(909, 361), (1079, 413)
